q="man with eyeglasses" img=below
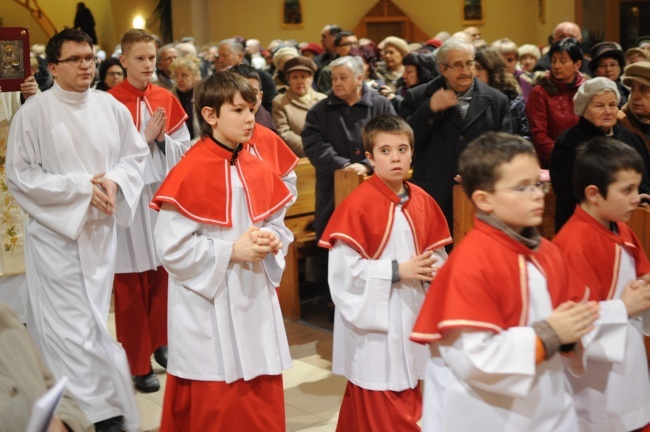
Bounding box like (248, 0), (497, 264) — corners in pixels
(400, 37), (511, 235)
(316, 30), (357, 93)
(6, 28), (148, 432)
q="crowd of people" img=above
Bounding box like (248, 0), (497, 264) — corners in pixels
(2, 17), (650, 432)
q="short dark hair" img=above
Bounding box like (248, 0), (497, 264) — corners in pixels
(99, 57), (125, 84)
(334, 31), (355, 47)
(402, 50), (439, 86)
(549, 37), (583, 64)
(459, 132), (537, 198)
(229, 63), (261, 86)
(573, 136), (644, 201)
(46, 28), (93, 64)
(362, 114), (414, 153)
(326, 25), (342, 36)
(194, 71), (257, 138)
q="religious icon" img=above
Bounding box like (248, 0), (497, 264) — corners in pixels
(282, 0), (303, 28)
(0, 42), (24, 80)
(0, 28), (29, 92)
(462, 0), (485, 25)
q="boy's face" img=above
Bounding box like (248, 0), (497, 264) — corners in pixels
(120, 42), (156, 88)
(246, 78), (263, 114)
(207, 92), (255, 147)
(592, 169), (641, 224)
(478, 154), (544, 234)
(365, 132), (412, 194)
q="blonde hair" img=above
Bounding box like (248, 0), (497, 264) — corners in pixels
(491, 38), (519, 58)
(170, 55), (201, 79)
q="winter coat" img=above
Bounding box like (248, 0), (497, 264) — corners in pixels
(272, 88), (327, 157)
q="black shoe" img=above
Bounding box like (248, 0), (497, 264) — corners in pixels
(154, 345), (168, 369)
(132, 369), (160, 393)
(95, 416), (125, 432)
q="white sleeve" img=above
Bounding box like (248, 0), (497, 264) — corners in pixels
(282, 169), (298, 205)
(438, 328), (538, 399)
(328, 241), (393, 332)
(154, 206), (233, 300)
(580, 299), (629, 363)
(163, 124), (192, 171)
(260, 205), (294, 287)
(6, 111), (93, 240)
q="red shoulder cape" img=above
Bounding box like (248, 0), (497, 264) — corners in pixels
(244, 124), (299, 177)
(109, 80), (188, 134)
(318, 175), (452, 259)
(411, 219), (588, 343)
(553, 205), (650, 301)
(150, 137), (293, 226)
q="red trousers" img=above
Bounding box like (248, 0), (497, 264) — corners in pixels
(160, 374), (285, 432)
(114, 267), (168, 376)
(336, 381), (422, 432)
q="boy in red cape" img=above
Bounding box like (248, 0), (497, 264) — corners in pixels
(108, 29), (191, 392)
(319, 114), (452, 431)
(553, 136), (650, 432)
(411, 132), (600, 432)
(151, 71), (294, 432)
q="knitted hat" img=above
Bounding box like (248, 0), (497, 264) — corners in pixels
(588, 42), (624, 75)
(272, 46), (299, 69)
(623, 61), (650, 87)
(573, 77), (620, 116)
(381, 36), (410, 56)
(283, 56), (317, 75)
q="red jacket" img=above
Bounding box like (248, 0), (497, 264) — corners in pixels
(526, 72), (586, 166)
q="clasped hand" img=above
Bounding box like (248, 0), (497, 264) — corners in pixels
(90, 173), (118, 215)
(231, 226), (283, 263)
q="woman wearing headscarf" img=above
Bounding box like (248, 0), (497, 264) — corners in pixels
(550, 77), (649, 230)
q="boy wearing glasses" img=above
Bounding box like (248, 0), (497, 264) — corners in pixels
(411, 132), (599, 432)
(319, 114), (451, 431)
(6, 28), (147, 431)
(553, 137), (650, 432)
(109, 29), (191, 394)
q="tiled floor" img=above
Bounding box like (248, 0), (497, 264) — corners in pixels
(107, 313), (342, 432)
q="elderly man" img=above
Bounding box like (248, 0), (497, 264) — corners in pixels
(216, 38), (277, 111)
(314, 24), (342, 69)
(400, 37), (512, 233)
(619, 61), (650, 152)
(154, 44), (178, 90)
(534, 21), (590, 74)
(6, 29), (147, 432)
(303, 56), (395, 240)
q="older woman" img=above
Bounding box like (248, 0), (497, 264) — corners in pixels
(170, 55), (201, 140)
(352, 44), (385, 91)
(518, 44), (542, 77)
(527, 37), (586, 166)
(380, 49), (438, 112)
(589, 42), (629, 107)
(271, 46), (299, 94)
(474, 47), (529, 140)
(377, 36), (409, 92)
(94, 57), (124, 91)
(550, 77), (649, 230)
(271, 57), (326, 156)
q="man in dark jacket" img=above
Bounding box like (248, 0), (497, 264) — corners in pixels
(302, 55), (395, 239)
(400, 38), (512, 233)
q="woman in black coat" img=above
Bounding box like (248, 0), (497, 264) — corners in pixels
(550, 77), (650, 231)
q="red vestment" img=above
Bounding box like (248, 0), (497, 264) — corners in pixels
(319, 175), (452, 259)
(245, 123), (299, 178)
(411, 219), (587, 343)
(108, 80), (187, 134)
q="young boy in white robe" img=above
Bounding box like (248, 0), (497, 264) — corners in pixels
(411, 132), (601, 432)
(318, 114), (452, 431)
(553, 137), (650, 432)
(151, 71), (294, 432)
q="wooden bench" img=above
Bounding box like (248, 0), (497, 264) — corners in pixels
(278, 158), (318, 320)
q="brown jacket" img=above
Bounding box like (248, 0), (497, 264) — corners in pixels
(272, 88), (326, 157)
(618, 103), (650, 153)
(0, 303), (93, 432)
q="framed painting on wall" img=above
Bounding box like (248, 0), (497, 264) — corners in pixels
(281, 0), (303, 29)
(462, 0), (485, 25)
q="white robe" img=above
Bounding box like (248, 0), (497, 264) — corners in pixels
(329, 206), (446, 391)
(115, 102), (191, 273)
(568, 248), (650, 432)
(422, 262), (579, 432)
(6, 82), (147, 430)
(154, 167), (293, 382)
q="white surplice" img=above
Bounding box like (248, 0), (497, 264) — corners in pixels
(6, 82), (148, 430)
(422, 263), (579, 432)
(154, 168), (293, 382)
(329, 206), (447, 391)
(115, 103), (190, 273)
(568, 248), (650, 432)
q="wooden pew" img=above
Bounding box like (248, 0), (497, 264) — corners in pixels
(278, 158), (318, 320)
